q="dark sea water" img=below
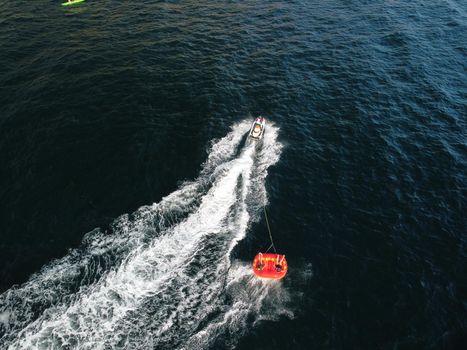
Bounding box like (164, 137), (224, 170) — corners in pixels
(1, 0), (466, 349)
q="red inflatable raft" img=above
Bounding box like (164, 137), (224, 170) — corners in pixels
(252, 253), (288, 280)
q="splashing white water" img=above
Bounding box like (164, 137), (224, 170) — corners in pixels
(0, 120), (289, 350)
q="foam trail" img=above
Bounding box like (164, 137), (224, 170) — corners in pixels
(0, 119), (287, 350)
(180, 264), (294, 350)
(0, 120), (250, 344)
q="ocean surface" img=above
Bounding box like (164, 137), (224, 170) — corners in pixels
(0, 0), (466, 349)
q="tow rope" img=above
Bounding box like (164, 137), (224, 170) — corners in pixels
(264, 207), (276, 253)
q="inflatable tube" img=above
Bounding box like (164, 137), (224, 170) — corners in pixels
(252, 253), (287, 280)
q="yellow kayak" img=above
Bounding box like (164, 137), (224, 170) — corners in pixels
(62, 0), (86, 6)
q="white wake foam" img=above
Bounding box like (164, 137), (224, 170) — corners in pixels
(0, 119), (288, 350)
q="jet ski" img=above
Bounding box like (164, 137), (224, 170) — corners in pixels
(249, 117), (265, 141)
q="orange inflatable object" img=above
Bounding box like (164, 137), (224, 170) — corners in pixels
(252, 253), (288, 280)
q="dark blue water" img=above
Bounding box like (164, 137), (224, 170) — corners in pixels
(1, 0), (466, 349)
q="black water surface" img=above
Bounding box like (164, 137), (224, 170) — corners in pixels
(0, 0), (466, 349)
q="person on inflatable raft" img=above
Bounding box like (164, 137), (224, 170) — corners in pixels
(252, 253), (288, 280)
